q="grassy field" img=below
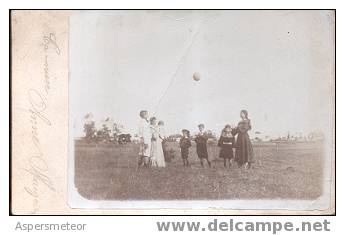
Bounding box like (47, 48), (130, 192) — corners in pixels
(74, 140), (323, 200)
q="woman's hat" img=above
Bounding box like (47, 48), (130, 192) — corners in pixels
(182, 129), (190, 135)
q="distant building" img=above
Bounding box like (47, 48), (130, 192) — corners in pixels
(308, 132), (325, 141)
(253, 131), (271, 142)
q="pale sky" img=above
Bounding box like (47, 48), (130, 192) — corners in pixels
(70, 10), (334, 137)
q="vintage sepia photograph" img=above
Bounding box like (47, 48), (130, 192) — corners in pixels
(68, 10), (335, 211)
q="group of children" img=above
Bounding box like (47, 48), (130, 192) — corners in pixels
(179, 124), (235, 168)
(139, 109), (253, 169)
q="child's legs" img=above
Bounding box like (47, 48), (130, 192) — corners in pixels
(182, 158), (186, 166)
(143, 156), (150, 166)
(200, 158), (204, 167)
(205, 156), (211, 167)
(245, 162), (251, 169)
(138, 155), (144, 167)
(186, 150), (190, 166)
(197, 149), (203, 167)
(203, 147), (211, 167)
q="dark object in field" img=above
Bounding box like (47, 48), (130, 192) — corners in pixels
(96, 130), (110, 142)
(118, 134), (131, 144)
(285, 166), (295, 173)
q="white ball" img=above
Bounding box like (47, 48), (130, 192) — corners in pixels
(193, 72), (201, 81)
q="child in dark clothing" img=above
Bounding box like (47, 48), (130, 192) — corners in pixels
(179, 129), (191, 166)
(218, 125), (235, 168)
(195, 124), (211, 168)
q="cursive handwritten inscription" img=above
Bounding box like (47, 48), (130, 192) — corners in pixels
(43, 33), (60, 95)
(22, 32), (60, 214)
(43, 33), (61, 55)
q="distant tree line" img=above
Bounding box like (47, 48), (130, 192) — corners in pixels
(83, 114), (131, 144)
(166, 130), (217, 142)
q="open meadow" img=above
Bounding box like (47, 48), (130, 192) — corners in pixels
(74, 140), (323, 200)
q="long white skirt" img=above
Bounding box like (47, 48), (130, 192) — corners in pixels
(150, 140), (166, 167)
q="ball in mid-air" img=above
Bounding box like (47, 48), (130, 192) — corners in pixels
(193, 72), (201, 81)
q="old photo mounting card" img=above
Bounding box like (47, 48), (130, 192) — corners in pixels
(11, 10), (335, 215)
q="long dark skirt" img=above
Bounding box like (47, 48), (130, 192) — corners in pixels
(235, 133), (254, 165)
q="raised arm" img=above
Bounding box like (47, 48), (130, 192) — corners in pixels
(217, 136), (223, 147)
(231, 127), (239, 136)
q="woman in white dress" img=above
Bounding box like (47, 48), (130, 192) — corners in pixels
(158, 120), (167, 162)
(149, 117), (166, 168)
(157, 120), (166, 167)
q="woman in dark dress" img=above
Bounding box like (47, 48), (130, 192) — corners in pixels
(232, 110), (254, 169)
(218, 125), (235, 168)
